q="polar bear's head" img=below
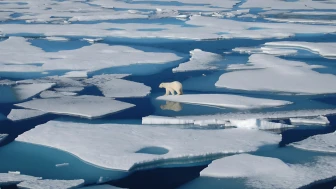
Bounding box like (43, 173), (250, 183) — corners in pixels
(159, 83), (164, 88)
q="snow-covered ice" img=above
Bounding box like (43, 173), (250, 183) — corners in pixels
(216, 54), (336, 94)
(290, 116), (330, 125)
(15, 95), (135, 119)
(157, 94), (292, 109)
(266, 41), (336, 59)
(232, 46), (297, 56)
(17, 179), (84, 189)
(85, 77), (151, 98)
(291, 132), (336, 153)
(172, 49), (223, 72)
(0, 173), (40, 186)
(181, 154), (336, 189)
(142, 115), (195, 125)
(17, 120), (280, 171)
(62, 71), (88, 79)
(7, 109), (47, 122)
(40, 90), (77, 98)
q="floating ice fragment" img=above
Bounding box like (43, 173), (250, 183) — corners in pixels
(290, 116), (329, 125)
(17, 179), (84, 189)
(0, 173), (40, 187)
(81, 185), (124, 189)
(15, 95), (135, 119)
(16, 120), (280, 172)
(291, 132), (336, 153)
(7, 109), (47, 122)
(157, 94), (292, 109)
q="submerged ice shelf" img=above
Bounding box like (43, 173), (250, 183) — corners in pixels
(291, 132), (336, 153)
(16, 120), (280, 174)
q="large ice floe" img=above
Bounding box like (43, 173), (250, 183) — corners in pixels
(172, 49), (223, 72)
(157, 94), (292, 109)
(0, 83), (55, 103)
(84, 75), (150, 98)
(180, 154), (336, 189)
(142, 115), (293, 129)
(16, 120), (280, 172)
(216, 54), (336, 94)
(7, 109), (48, 122)
(291, 132), (336, 153)
(15, 95), (135, 119)
(265, 41), (336, 59)
(17, 179), (84, 189)
(290, 116), (330, 125)
(0, 37), (184, 76)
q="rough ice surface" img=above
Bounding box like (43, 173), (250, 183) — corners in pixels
(7, 109), (47, 122)
(240, 0), (333, 10)
(0, 173), (40, 186)
(0, 134), (8, 143)
(17, 120), (280, 171)
(265, 41), (336, 59)
(142, 115), (293, 129)
(157, 94), (292, 109)
(0, 83), (55, 103)
(216, 54), (336, 94)
(291, 132), (336, 153)
(81, 185), (123, 189)
(17, 179), (85, 189)
(172, 49), (223, 72)
(178, 109), (336, 122)
(85, 77), (151, 98)
(290, 116), (330, 125)
(181, 154), (336, 189)
(232, 47), (298, 56)
(15, 96), (135, 119)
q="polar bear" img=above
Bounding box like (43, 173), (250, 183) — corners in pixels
(159, 81), (183, 95)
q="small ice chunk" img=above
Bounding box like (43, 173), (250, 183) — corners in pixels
(7, 109), (47, 122)
(142, 115), (194, 125)
(82, 38), (103, 43)
(44, 37), (69, 41)
(229, 119), (293, 130)
(62, 71), (88, 79)
(157, 94), (292, 109)
(15, 95), (135, 119)
(0, 173), (40, 186)
(291, 132), (336, 153)
(17, 179), (84, 189)
(172, 49), (223, 72)
(55, 163), (69, 168)
(0, 134), (8, 143)
(290, 116), (329, 125)
(16, 120), (280, 171)
(233, 46), (297, 56)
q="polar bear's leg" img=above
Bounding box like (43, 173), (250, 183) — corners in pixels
(168, 88), (175, 95)
(165, 88), (169, 95)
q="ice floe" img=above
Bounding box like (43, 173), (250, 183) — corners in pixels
(291, 132), (336, 153)
(232, 47), (297, 56)
(157, 94), (292, 109)
(265, 41), (336, 59)
(17, 120), (280, 171)
(0, 173), (40, 187)
(181, 154), (336, 189)
(17, 179), (84, 189)
(62, 71), (88, 79)
(7, 109), (48, 122)
(240, 0), (333, 10)
(290, 116), (330, 125)
(44, 37), (69, 41)
(15, 95), (135, 119)
(216, 54), (336, 94)
(40, 90), (77, 98)
(172, 49), (223, 72)
(85, 77), (151, 98)
(0, 83), (55, 103)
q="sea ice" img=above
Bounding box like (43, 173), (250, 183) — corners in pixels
(265, 41), (336, 59)
(17, 120), (280, 171)
(15, 95), (135, 119)
(81, 185), (123, 189)
(7, 109), (48, 122)
(290, 116), (330, 125)
(157, 94), (292, 109)
(172, 49), (223, 72)
(17, 179), (84, 189)
(180, 154), (336, 189)
(291, 132), (336, 153)
(85, 77), (150, 98)
(216, 54), (336, 94)
(62, 71), (88, 79)
(40, 90), (77, 98)
(240, 0), (332, 10)
(232, 47), (297, 56)
(0, 173), (40, 187)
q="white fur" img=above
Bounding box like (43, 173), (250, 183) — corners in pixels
(159, 81), (183, 95)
